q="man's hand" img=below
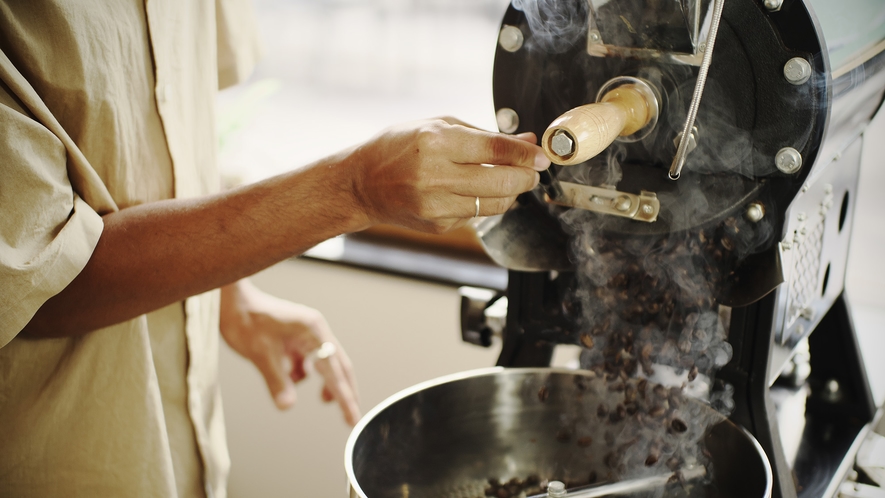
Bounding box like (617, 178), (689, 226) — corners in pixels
(219, 279), (360, 426)
(351, 117), (550, 234)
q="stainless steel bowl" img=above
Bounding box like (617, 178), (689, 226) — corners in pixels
(345, 368), (772, 498)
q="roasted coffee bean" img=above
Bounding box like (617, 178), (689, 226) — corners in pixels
(580, 333), (594, 349)
(604, 430), (616, 447)
(597, 404), (609, 419)
(688, 365), (699, 382)
(670, 418), (688, 433)
(653, 384), (668, 399)
(624, 402), (638, 416)
(678, 339), (692, 354)
(645, 446), (661, 466)
(649, 404), (666, 418)
(573, 376), (589, 391)
(577, 436), (593, 448)
(537, 385), (549, 402)
(669, 387), (684, 408)
(625, 382), (637, 402)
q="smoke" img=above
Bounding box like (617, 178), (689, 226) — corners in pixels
(554, 196), (767, 485)
(511, 0), (589, 54)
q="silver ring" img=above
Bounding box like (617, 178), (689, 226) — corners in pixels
(474, 196), (480, 218)
(308, 342), (337, 361)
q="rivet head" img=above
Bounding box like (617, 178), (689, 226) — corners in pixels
(550, 130), (575, 158)
(784, 57), (812, 85)
(495, 108), (520, 134)
(498, 25), (524, 53)
(763, 0), (783, 11)
(615, 195), (632, 212)
(588, 30), (601, 43)
(547, 481), (567, 498)
(746, 202), (765, 222)
(776, 147), (803, 174)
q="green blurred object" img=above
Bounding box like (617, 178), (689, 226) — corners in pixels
(217, 78), (282, 151)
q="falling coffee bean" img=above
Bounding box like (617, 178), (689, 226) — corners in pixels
(670, 418), (688, 433)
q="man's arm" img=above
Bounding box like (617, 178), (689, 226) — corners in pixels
(23, 119), (549, 337)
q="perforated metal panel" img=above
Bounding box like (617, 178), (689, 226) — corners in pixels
(786, 216), (825, 329)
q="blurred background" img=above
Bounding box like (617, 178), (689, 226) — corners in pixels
(216, 0), (885, 496)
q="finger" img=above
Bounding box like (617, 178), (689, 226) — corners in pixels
(515, 132), (538, 144)
(445, 126), (551, 171)
(435, 116), (479, 130)
(322, 386), (335, 403)
(255, 353), (298, 410)
(330, 347), (359, 405)
(469, 195), (520, 218)
(412, 194), (521, 221)
(290, 358), (307, 383)
(314, 357), (361, 426)
(445, 163), (540, 198)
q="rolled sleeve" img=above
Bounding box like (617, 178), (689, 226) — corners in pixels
(0, 96), (104, 347)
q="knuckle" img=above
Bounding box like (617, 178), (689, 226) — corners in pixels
(488, 135), (528, 166)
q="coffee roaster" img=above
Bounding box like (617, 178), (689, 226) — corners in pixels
(460, 0), (885, 497)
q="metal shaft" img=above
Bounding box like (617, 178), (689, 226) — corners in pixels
(668, 0), (726, 180)
(528, 466), (706, 498)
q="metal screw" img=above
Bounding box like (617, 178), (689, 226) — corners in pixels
(642, 204), (654, 215)
(673, 126), (699, 155)
(498, 25), (524, 53)
(615, 195), (632, 212)
(800, 307), (815, 321)
(746, 202), (765, 222)
(588, 30), (601, 43)
(776, 147), (803, 174)
(763, 0), (783, 11)
(495, 108), (520, 134)
(550, 130), (575, 157)
(548, 481), (567, 498)
(797, 212), (807, 222)
(784, 57), (812, 85)
(822, 379), (843, 403)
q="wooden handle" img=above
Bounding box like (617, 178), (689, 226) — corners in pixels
(542, 84), (651, 166)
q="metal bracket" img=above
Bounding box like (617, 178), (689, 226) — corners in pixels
(544, 182), (660, 222)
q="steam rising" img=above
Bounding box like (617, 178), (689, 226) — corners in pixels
(512, 0), (589, 53)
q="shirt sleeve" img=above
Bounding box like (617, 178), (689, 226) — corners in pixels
(216, 0), (263, 90)
(0, 82), (104, 347)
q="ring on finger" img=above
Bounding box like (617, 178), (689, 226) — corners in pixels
(308, 342), (337, 361)
(474, 196), (480, 218)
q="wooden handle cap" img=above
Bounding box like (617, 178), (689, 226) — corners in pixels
(541, 84), (652, 166)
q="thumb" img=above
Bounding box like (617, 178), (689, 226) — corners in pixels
(256, 354), (298, 410)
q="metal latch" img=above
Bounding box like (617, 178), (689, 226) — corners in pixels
(545, 182), (660, 222)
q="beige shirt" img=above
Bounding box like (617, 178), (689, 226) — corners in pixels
(0, 1), (261, 496)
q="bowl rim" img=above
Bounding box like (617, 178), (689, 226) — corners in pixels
(343, 366), (773, 498)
